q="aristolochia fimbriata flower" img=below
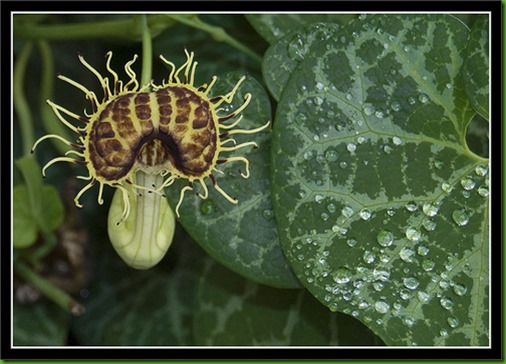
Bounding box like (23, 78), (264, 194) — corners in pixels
(32, 49), (270, 269)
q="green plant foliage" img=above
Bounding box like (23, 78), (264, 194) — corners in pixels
(13, 301), (69, 346)
(13, 156), (64, 248)
(269, 15), (489, 346)
(71, 229), (203, 345)
(462, 16), (489, 120)
(165, 72), (300, 289)
(193, 258), (384, 345)
(245, 14), (355, 44)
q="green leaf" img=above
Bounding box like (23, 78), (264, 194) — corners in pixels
(462, 15), (489, 120)
(15, 155), (64, 235)
(14, 300), (70, 345)
(39, 185), (65, 233)
(13, 185), (39, 248)
(263, 22), (342, 101)
(71, 229), (202, 345)
(270, 15), (489, 346)
(165, 72), (300, 289)
(246, 14), (355, 44)
(193, 258), (384, 345)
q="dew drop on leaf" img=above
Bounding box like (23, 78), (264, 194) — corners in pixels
(403, 277), (420, 290)
(405, 227), (422, 241)
(376, 230), (394, 247)
(400, 247), (416, 262)
(447, 316), (459, 328)
(405, 201), (418, 212)
(333, 266), (352, 284)
(453, 283), (468, 296)
(422, 259), (435, 272)
(440, 296), (454, 311)
(200, 199), (215, 215)
(460, 176), (476, 190)
(374, 300), (391, 314)
(475, 164), (488, 176)
(359, 208), (372, 220)
(441, 182), (453, 193)
(422, 202), (439, 217)
(452, 209), (469, 226)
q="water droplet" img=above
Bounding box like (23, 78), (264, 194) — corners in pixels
(339, 161), (348, 169)
(298, 190), (306, 199)
(356, 136), (366, 144)
(478, 184), (489, 197)
(334, 267), (352, 284)
(440, 296), (454, 311)
(422, 202), (439, 217)
(399, 288), (411, 300)
(363, 250), (375, 264)
(346, 93), (353, 100)
(297, 254), (305, 261)
(326, 203), (337, 214)
(404, 317), (415, 327)
(475, 164), (488, 176)
(200, 200), (215, 215)
(445, 83), (453, 90)
(363, 104), (375, 116)
(375, 110), (386, 119)
(452, 209), (469, 226)
(403, 277), (420, 290)
(447, 316), (459, 328)
(320, 212), (329, 221)
(374, 300), (390, 314)
(417, 291), (430, 303)
(314, 96), (324, 106)
(418, 93), (429, 103)
(346, 238), (357, 247)
(390, 101), (401, 112)
(460, 176), (476, 190)
(287, 34), (307, 61)
(262, 209), (274, 220)
(403, 45), (411, 53)
(440, 329), (448, 337)
(405, 227), (422, 241)
(434, 159), (444, 169)
(422, 259), (435, 272)
(405, 201), (418, 212)
(325, 149), (338, 162)
(359, 209), (371, 220)
(392, 136), (403, 145)
(407, 96), (416, 105)
(400, 247), (416, 262)
(315, 194), (324, 203)
(303, 150), (313, 160)
(417, 245), (429, 256)
(376, 230), (394, 247)
(373, 267), (390, 281)
(441, 182), (453, 193)
(383, 145), (393, 154)
(342, 206), (354, 218)
(315, 82), (325, 91)
(347, 143), (357, 153)
(422, 219), (437, 231)
(453, 283), (467, 296)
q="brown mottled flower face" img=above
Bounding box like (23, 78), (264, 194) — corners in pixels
(33, 49), (270, 222)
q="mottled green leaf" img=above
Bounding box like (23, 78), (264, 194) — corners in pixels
(14, 300), (70, 346)
(71, 229), (202, 345)
(13, 185), (38, 248)
(463, 16), (489, 120)
(271, 15), (489, 346)
(165, 72), (300, 289)
(263, 23), (342, 101)
(194, 258), (384, 346)
(246, 14), (355, 44)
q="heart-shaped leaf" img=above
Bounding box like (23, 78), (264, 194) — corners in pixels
(270, 15), (489, 346)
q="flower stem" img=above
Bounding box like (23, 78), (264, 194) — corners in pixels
(13, 42), (35, 156)
(139, 14), (153, 86)
(14, 260), (85, 316)
(167, 14), (262, 64)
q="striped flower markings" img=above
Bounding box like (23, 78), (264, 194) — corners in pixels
(32, 49), (270, 269)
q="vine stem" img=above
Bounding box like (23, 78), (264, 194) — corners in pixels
(13, 42), (35, 156)
(167, 14), (262, 64)
(14, 260), (85, 316)
(139, 14), (153, 86)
